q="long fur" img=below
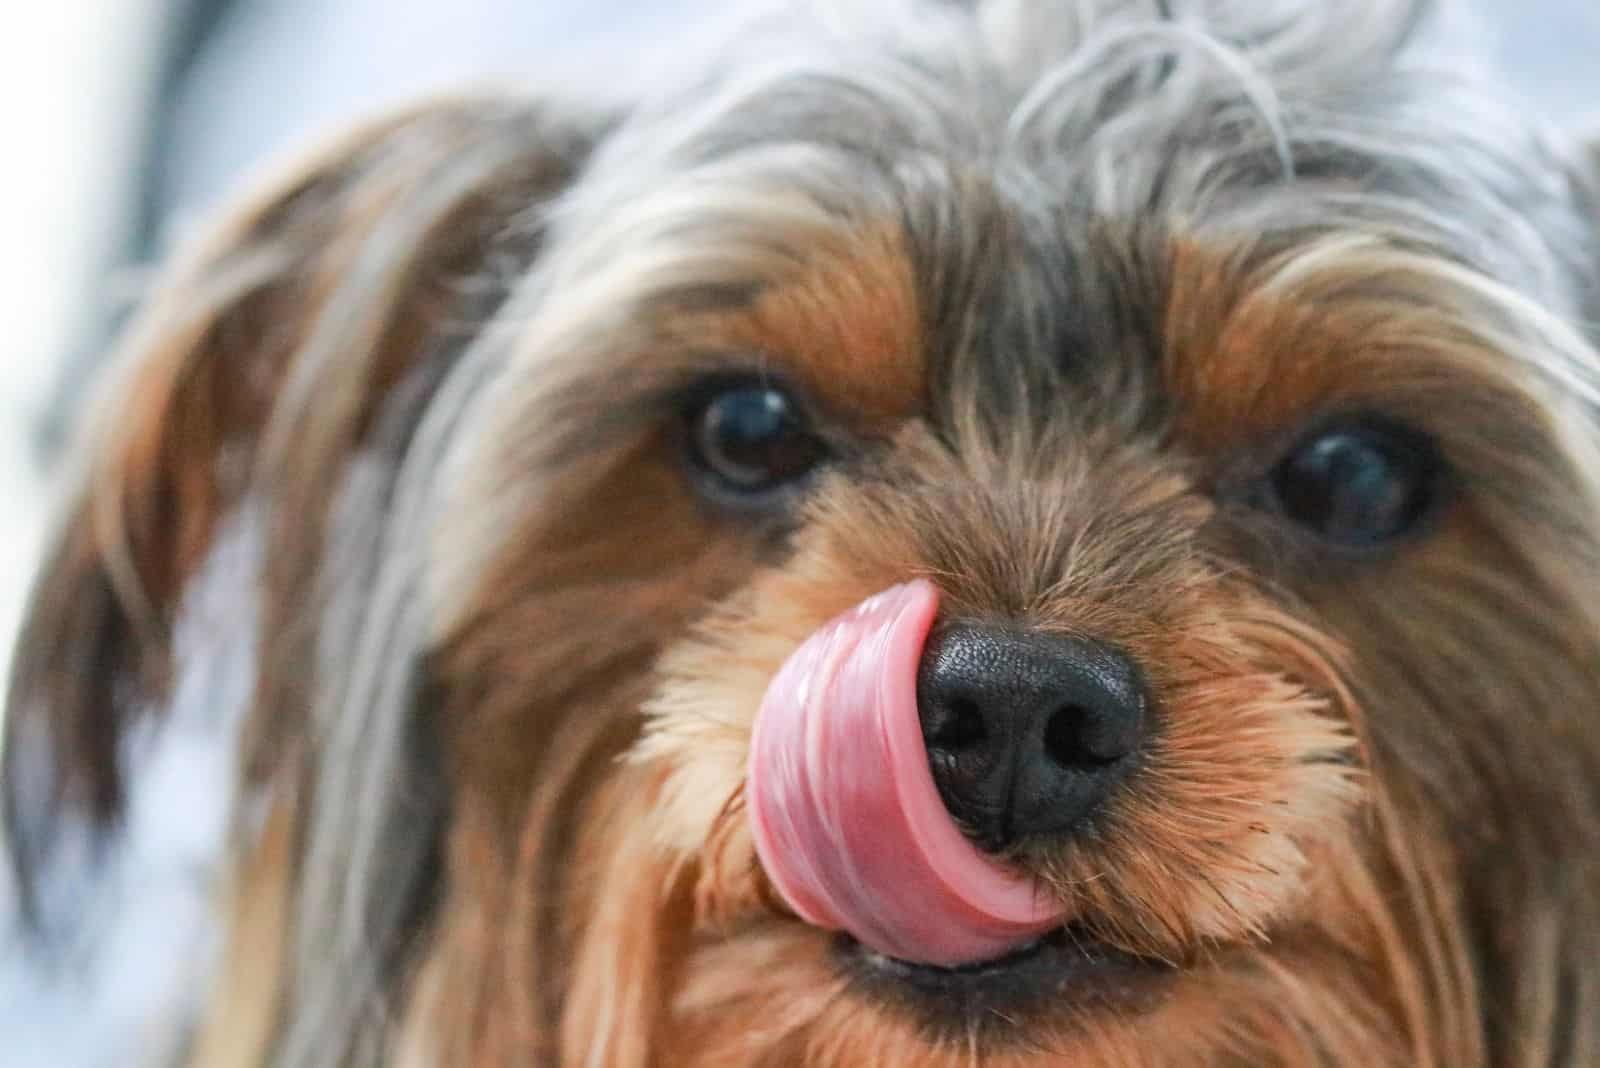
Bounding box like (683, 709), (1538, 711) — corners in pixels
(5, 2), (1600, 1065)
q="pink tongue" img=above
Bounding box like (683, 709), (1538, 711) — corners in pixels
(747, 581), (1065, 966)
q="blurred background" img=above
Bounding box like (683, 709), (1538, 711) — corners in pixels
(0, 0), (1596, 685)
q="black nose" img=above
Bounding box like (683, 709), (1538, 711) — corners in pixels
(916, 623), (1149, 851)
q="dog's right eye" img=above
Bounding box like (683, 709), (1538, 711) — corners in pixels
(1267, 417), (1446, 551)
(685, 381), (828, 505)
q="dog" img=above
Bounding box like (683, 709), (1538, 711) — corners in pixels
(4, 0), (1599, 1064)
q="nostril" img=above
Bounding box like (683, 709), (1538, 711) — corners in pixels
(925, 696), (987, 751)
(1043, 703), (1132, 768)
(1044, 704), (1097, 769)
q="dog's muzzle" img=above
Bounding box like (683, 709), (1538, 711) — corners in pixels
(747, 582), (1095, 967)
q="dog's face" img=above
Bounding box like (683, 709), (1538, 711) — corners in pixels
(7, 2), (1600, 1066)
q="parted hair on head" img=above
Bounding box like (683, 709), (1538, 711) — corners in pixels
(4, 1), (1600, 1066)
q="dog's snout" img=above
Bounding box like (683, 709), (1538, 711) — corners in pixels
(916, 624), (1148, 851)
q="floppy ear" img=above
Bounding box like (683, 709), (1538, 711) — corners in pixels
(2, 94), (606, 1063)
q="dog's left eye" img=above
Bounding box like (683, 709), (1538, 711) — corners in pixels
(686, 382), (827, 503)
(1269, 419), (1444, 550)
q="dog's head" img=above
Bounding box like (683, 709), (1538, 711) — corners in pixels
(7, 2), (1600, 1065)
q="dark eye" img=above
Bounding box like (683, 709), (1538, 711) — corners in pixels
(1269, 419), (1444, 549)
(687, 381), (827, 503)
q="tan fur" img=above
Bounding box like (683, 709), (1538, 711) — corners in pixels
(189, 784), (298, 1068)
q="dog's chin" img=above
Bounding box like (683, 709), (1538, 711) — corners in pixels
(835, 924), (1176, 1037)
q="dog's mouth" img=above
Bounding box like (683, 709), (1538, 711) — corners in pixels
(747, 581), (1065, 965)
(745, 581), (1178, 1031)
(837, 925), (1175, 1030)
